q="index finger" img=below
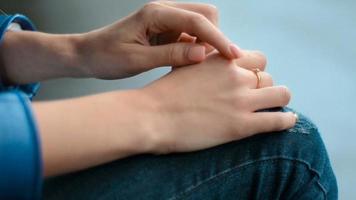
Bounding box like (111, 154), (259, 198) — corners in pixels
(158, 1), (219, 26)
(158, 1), (220, 53)
(142, 2), (241, 59)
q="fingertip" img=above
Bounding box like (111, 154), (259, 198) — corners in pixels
(229, 44), (243, 59)
(286, 112), (298, 128)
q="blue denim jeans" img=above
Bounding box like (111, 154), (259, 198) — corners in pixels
(43, 108), (338, 199)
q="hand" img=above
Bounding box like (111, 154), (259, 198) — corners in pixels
(76, 1), (242, 79)
(0, 1), (242, 84)
(141, 51), (297, 154)
(34, 50), (294, 176)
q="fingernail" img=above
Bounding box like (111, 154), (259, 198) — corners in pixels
(188, 46), (206, 62)
(293, 112), (299, 123)
(229, 44), (241, 58)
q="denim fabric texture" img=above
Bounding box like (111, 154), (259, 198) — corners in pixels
(43, 108), (337, 200)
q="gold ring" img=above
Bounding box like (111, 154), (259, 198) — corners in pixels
(252, 68), (262, 89)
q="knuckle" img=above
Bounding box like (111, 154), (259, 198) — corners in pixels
(203, 4), (219, 21)
(236, 115), (255, 137)
(245, 69), (257, 84)
(144, 1), (161, 9)
(167, 45), (182, 66)
(139, 2), (162, 17)
(190, 13), (208, 27)
(227, 65), (244, 85)
(231, 93), (249, 110)
(231, 66), (254, 84)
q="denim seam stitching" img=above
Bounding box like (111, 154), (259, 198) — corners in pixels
(317, 180), (328, 199)
(169, 156), (327, 200)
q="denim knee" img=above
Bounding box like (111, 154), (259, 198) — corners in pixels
(164, 108), (339, 200)
(166, 108), (339, 200)
(270, 107), (338, 199)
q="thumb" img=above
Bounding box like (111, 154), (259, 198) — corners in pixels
(142, 43), (206, 68)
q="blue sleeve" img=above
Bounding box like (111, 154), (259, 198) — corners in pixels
(0, 14), (40, 99)
(0, 14), (42, 200)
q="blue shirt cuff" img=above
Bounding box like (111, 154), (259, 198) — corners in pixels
(0, 91), (42, 199)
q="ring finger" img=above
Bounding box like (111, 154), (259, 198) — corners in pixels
(238, 67), (274, 89)
(255, 71), (274, 88)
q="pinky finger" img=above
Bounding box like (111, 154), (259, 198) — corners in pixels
(248, 112), (298, 135)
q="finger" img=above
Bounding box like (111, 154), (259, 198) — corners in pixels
(235, 50), (267, 71)
(236, 67), (273, 89)
(178, 32), (197, 43)
(178, 34), (215, 54)
(163, 1), (220, 54)
(257, 72), (274, 88)
(202, 42), (215, 54)
(247, 112), (297, 135)
(157, 1), (219, 26)
(247, 86), (291, 111)
(145, 2), (218, 44)
(195, 37), (215, 54)
(140, 43), (206, 68)
(154, 32), (182, 46)
(142, 2), (241, 59)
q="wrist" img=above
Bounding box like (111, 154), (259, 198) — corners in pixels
(66, 33), (93, 78)
(70, 32), (99, 78)
(41, 32), (86, 79)
(34, 90), (160, 176)
(0, 31), (86, 84)
(137, 88), (176, 155)
(112, 89), (160, 155)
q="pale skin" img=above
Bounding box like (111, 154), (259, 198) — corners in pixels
(0, 1), (297, 177)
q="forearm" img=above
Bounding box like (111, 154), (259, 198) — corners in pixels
(0, 31), (84, 85)
(32, 90), (155, 177)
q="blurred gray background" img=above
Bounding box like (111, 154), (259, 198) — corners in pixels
(2, 0), (355, 199)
